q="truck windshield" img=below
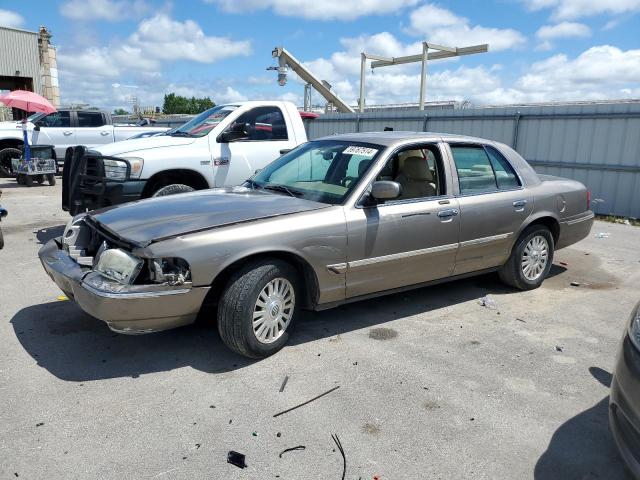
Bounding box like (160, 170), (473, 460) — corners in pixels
(250, 140), (384, 205)
(171, 105), (238, 138)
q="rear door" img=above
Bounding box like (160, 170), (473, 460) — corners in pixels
(74, 111), (114, 148)
(446, 143), (533, 275)
(344, 143), (460, 298)
(213, 106), (297, 187)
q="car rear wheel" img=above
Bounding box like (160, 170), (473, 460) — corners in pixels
(151, 184), (195, 197)
(217, 260), (298, 358)
(498, 225), (554, 290)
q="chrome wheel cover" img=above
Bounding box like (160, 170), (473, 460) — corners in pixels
(252, 277), (295, 344)
(521, 235), (549, 281)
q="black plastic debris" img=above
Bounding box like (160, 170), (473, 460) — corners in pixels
(278, 445), (306, 458)
(35, 422), (44, 427)
(273, 386), (340, 418)
(331, 434), (346, 480)
(227, 451), (247, 469)
(555, 345), (564, 352)
(279, 376), (289, 393)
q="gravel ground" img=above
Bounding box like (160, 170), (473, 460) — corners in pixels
(0, 179), (638, 479)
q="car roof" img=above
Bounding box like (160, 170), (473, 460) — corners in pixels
(316, 131), (491, 148)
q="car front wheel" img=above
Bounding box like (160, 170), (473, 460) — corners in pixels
(498, 225), (554, 290)
(217, 260), (298, 358)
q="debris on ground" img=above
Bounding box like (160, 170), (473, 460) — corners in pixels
(570, 281), (580, 287)
(56, 295), (68, 301)
(227, 451), (247, 469)
(331, 434), (346, 480)
(594, 232), (610, 239)
(516, 318), (526, 323)
(276, 432), (281, 437)
(273, 386), (340, 418)
(35, 422), (44, 427)
(559, 261), (568, 266)
(278, 445), (306, 458)
(252, 432), (257, 437)
(195, 443), (201, 449)
(478, 296), (498, 310)
(368, 327), (398, 340)
(555, 346), (564, 352)
(279, 375), (289, 393)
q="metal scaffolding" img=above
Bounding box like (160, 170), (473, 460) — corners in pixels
(358, 42), (489, 112)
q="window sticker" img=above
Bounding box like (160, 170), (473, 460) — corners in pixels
(343, 146), (378, 157)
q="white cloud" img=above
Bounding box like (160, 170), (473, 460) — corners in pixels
(205, 0), (419, 20)
(535, 21), (590, 49)
(0, 8), (24, 27)
(408, 3), (526, 51)
(59, 0), (150, 21)
(522, 0), (640, 20)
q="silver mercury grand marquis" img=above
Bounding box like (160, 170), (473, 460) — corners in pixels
(40, 132), (594, 358)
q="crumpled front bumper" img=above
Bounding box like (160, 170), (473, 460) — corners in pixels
(38, 238), (210, 334)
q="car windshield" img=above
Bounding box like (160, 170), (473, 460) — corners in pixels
(27, 112), (45, 123)
(171, 105), (238, 137)
(250, 140), (384, 205)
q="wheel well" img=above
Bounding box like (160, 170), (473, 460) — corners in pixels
(527, 216), (560, 244)
(141, 169), (209, 198)
(202, 252), (319, 314)
(0, 139), (23, 151)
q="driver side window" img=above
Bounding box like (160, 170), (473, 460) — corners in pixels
(39, 111), (71, 128)
(377, 145), (443, 201)
(227, 106), (288, 141)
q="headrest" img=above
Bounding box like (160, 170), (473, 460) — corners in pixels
(402, 157), (433, 181)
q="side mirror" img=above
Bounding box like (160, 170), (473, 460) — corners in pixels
(370, 181), (401, 201)
(218, 124), (248, 143)
(33, 125), (41, 131)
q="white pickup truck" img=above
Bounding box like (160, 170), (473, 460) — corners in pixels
(63, 101), (312, 215)
(0, 109), (168, 176)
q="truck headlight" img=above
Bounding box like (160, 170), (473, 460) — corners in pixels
(103, 159), (128, 180)
(95, 248), (143, 284)
(122, 157), (144, 179)
(629, 303), (640, 352)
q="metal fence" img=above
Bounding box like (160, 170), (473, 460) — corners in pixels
(306, 101), (640, 218)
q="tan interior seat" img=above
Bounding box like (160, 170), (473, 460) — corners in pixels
(394, 156), (437, 199)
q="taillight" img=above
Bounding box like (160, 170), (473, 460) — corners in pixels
(586, 190), (591, 210)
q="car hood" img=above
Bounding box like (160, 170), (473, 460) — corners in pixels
(93, 135), (196, 156)
(87, 187), (329, 247)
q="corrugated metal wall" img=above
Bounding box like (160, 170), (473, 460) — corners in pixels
(307, 101), (640, 218)
(0, 27), (42, 94)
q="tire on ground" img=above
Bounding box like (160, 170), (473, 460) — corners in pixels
(0, 147), (21, 177)
(498, 224), (554, 291)
(151, 183), (195, 197)
(217, 259), (299, 359)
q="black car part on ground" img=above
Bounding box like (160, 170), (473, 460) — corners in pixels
(62, 146), (131, 216)
(0, 204), (6, 249)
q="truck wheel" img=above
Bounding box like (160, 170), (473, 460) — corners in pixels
(0, 147), (21, 177)
(151, 184), (195, 197)
(498, 225), (554, 290)
(36, 175), (45, 184)
(217, 260), (299, 358)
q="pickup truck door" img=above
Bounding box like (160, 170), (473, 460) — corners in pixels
(212, 106), (297, 187)
(446, 143), (534, 275)
(32, 111), (75, 158)
(73, 111), (114, 148)
(344, 143), (460, 298)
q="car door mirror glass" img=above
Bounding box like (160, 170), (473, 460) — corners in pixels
(371, 181), (401, 201)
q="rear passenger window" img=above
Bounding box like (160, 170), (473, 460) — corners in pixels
(77, 111), (105, 127)
(485, 146), (520, 189)
(450, 145), (521, 194)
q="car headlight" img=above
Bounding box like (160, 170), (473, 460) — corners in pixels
(95, 248), (143, 284)
(103, 159), (128, 180)
(122, 157), (144, 179)
(629, 303), (640, 351)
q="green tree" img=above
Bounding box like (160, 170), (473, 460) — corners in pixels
(162, 93), (215, 114)
(113, 108), (129, 115)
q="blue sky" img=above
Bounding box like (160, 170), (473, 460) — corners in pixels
(1, 0), (639, 110)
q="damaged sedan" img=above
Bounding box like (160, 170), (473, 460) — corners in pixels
(39, 132), (594, 358)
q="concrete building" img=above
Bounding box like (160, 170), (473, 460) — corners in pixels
(0, 25), (60, 120)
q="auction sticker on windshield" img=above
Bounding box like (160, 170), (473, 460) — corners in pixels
(343, 146), (378, 157)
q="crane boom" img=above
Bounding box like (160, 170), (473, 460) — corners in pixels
(272, 47), (355, 113)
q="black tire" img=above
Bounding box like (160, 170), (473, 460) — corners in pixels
(36, 175), (45, 184)
(0, 227), (4, 249)
(47, 174), (56, 186)
(217, 260), (299, 358)
(498, 224), (554, 290)
(151, 183), (195, 197)
(24, 175), (33, 187)
(16, 174), (24, 185)
(0, 147), (21, 177)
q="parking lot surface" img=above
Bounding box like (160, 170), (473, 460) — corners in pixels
(0, 179), (638, 479)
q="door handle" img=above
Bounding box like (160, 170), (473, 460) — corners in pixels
(513, 200), (527, 211)
(100, 131), (111, 136)
(63, 131), (73, 136)
(437, 208), (459, 218)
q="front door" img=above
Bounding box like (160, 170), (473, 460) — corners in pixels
(345, 144), (460, 298)
(213, 106), (295, 187)
(447, 143), (534, 275)
(31, 111), (74, 158)
(74, 111), (114, 148)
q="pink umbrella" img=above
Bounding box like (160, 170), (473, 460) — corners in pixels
(0, 89), (57, 114)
